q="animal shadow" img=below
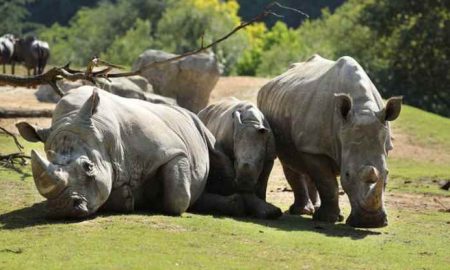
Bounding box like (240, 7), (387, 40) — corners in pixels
(0, 202), (94, 230)
(231, 214), (382, 240)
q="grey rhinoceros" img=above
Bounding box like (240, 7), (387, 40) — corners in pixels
(16, 86), (243, 218)
(257, 55), (402, 228)
(198, 98), (281, 219)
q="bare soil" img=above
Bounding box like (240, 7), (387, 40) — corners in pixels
(0, 76), (449, 213)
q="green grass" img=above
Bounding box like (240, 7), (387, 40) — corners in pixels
(0, 170), (449, 270)
(395, 105), (450, 152)
(1, 103), (450, 269)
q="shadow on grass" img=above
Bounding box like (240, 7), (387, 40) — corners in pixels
(0, 202), (96, 230)
(216, 214), (382, 240)
(1, 204), (381, 240)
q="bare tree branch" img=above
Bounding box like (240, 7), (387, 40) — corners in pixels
(0, 127), (30, 173)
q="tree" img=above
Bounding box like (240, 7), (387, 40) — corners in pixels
(360, 0), (450, 116)
(156, 0), (248, 74)
(0, 0), (35, 34)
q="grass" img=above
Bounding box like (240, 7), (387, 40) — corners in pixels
(0, 103), (449, 269)
(394, 105), (450, 152)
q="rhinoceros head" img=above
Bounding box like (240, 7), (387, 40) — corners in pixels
(335, 94), (402, 228)
(17, 90), (114, 218)
(232, 108), (274, 192)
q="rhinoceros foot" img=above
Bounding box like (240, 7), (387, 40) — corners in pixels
(288, 202), (315, 216)
(242, 194), (282, 220)
(312, 206), (343, 223)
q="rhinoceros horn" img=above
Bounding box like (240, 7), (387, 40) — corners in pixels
(361, 166), (383, 210)
(31, 150), (68, 199)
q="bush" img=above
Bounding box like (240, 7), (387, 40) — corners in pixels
(102, 19), (153, 67)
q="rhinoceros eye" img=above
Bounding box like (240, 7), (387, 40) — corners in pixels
(82, 160), (94, 173)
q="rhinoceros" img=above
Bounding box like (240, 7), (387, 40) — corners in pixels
(0, 34), (15, 74)
(198, 98), (281, 219)
(16, 86), (244, 218)
(13, 36), (50, 75)
(257, 55), (402, 228)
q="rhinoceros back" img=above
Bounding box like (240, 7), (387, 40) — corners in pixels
(257, 55), (388, 164)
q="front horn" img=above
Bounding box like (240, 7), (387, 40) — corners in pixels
(31, 150), (68, 199)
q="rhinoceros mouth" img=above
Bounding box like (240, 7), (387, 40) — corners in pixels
(346, 207), (387, 228)
(47, 193), (90, 219)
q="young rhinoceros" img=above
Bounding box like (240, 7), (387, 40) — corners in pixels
(198, 97), (281, 219)
(258, 55), (402, 228)
(16, 86), (222, 218)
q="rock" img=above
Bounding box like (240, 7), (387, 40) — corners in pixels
(132, 49), (220, 113)
(35, 80), (85, 103)
(35, 75), (176, 105)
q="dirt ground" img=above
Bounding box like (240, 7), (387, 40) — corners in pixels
(0, 77), (449, 213)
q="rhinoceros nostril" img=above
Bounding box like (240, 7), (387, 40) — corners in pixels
(73, 198), (83, 208)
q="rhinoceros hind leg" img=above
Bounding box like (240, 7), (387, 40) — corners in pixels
(161, 156), (192, 216)
(282, 165), (315, 215)
(190, 192), (246, 217)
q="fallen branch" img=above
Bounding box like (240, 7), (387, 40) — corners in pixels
(0, 127), (30, 173)
(0, 2), (308, 96)
(0, 108), (53, 118)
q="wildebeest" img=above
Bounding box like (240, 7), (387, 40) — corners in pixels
(198, 97), (281, 219)
(13, 36), (50, 75)
(16, 87), (246, 218)
(258, 55), (402, 228)
(0, 34), (15, 73)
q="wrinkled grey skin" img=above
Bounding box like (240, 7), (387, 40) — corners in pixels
(17, 86), (218, 218)
(197, 98), (281, 219)
(258, 55), (402, 228)
(0, 34), (15, 74)
(13, 36), (50, 75)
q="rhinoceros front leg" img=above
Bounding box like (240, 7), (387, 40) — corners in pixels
(242, 193), (282, 219)
(255, 159), (274, 201)
(101, 185), (134, 213)
(190, 192), (246, 217)
(161, 156), (193, 216)
(282, 164), (316, 215)
(302, 155), (343, 223)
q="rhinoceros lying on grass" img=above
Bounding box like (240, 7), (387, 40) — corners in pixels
(258, 55), (402, 228)
(198, 98), (281, 219)
(15, 87), (244, 218)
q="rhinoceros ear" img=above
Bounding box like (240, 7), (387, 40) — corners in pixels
(16, 122), (50, 142)
(78, 88), (100, 121)
(383, 96), (402, 121)
(334, 93), (353, 120)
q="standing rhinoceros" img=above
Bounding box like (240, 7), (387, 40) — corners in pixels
(198, 97), (281, 219)
(257, 55), (402, 228)
(13, 36), (50, 75)
(16, 86), (242, 218)
(0, 34), (15, 73)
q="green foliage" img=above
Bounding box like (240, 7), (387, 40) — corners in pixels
(235, 22), (303, 77)
(39, 0), (139, 66)
(101, 19), (153, 67)
(359, 0), (450, 116)
(156, 0), (248, 74)
(0, 0), (35, 35)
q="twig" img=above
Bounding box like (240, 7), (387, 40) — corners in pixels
(433, 198), (450, 212)
(0, 127), (24, 151)
(0, 126), (30, 173)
